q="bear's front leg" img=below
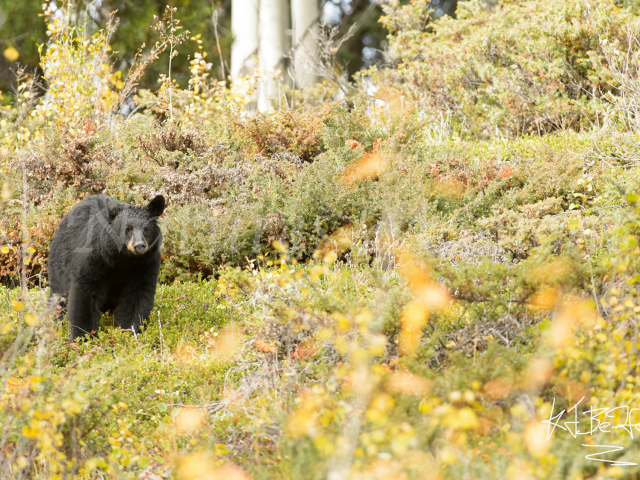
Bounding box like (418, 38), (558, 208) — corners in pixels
(113, 270), (158, 334)
(67, 281), (102, 340)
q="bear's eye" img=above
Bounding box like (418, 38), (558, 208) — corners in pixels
(125, 226), (133, 235)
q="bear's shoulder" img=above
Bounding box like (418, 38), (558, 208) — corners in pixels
(75, 194), (120, 208)
(69, 195), (127, 219)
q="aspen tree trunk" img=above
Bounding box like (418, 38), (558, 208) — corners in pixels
(257, 0), (288, 112)
(230, 0), (260, 78)
(291, 0), (318, 88)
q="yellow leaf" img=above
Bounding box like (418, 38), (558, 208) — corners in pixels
(389, 370), (431, 396)
(272, 240), (287, 252)
(439, 446), (458, 465)
(399, 299), (429, 355)
(1, 245), (10, 254)
(367, 334), (387, 356)
(443, 407), (479, 430)
(287, 409), (314, 438)
(524, 421), (551, 457)
(335, 336), (349, 355)
(1, 182), (12, 201)
(316, 327), (332, 341)
(175, 407), (206, 433)
(313, 435), (335, 456)
(415, 283), (450, 310)
(24, 313), (38, 326)
(323, 251), (337, 264)
(4, 47), (19, 62)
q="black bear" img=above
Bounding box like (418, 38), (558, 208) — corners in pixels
(48, 194), (165, 340)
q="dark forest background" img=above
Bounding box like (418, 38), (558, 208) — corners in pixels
(0, 0), (458, 99)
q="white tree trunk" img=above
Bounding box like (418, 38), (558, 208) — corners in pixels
(231, 0), (260, 78)
(258, 0), (288, 112)
(291, 0), (318, 88)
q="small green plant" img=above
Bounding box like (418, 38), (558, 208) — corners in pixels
(153, 6), (190, 121)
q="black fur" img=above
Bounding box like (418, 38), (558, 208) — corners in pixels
(48, 194), (165, 340)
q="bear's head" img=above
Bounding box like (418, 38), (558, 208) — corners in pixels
(107, 195), (166, 256)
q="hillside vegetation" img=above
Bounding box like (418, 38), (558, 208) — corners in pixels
(3, 0), (640, 478)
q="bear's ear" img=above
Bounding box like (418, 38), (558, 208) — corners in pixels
(147, 195), (165, 218)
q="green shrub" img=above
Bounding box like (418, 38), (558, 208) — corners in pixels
(370, 0), (638, 138)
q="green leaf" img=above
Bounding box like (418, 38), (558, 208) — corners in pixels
(627, 275), (640, 285)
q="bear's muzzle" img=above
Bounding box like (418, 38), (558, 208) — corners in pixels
(127, 232), (149, 255)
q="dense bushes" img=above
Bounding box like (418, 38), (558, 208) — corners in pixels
(0, 109), (610, 285)
(371, 0), (638, 138)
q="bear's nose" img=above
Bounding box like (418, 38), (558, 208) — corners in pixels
(134, 243), (147, 254)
